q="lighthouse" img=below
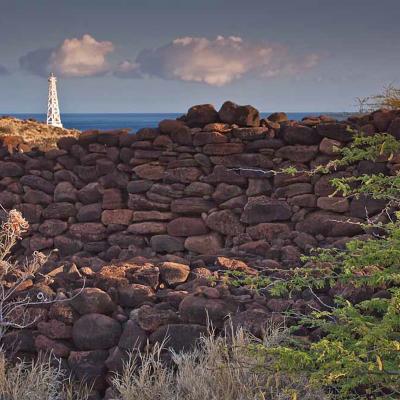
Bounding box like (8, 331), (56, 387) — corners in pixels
(46, 73), (63, 128)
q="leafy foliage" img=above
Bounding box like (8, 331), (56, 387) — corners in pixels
(229, 133), (400, 398)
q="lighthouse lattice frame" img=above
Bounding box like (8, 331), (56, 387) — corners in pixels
(46, 73), (63, 128)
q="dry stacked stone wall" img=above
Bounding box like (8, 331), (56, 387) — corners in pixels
(1, 102), (400, 396)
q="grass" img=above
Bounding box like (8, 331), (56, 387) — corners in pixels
(111, 324), (328, 400)
(0, 116), (79, 150)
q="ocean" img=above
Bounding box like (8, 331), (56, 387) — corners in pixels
(4, 112), (350, 132)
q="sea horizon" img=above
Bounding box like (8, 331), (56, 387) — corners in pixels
(2, 111), (352, 132)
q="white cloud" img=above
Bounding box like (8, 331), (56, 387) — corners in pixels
(117, 36), (320, 86)
(49, 34), (114, 77)
(20, 34), (114, 77)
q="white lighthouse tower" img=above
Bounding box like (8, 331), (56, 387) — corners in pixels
(46, 73), (63, 128)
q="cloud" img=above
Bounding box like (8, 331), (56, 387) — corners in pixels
(20, 48), (53, 77)
(20, 34), (114, 77)
(114, 35), (320, 86)
(0, 65), (10, 76)
(114, 60), (142, 78)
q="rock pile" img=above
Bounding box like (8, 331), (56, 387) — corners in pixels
(1, 102), (400, 396)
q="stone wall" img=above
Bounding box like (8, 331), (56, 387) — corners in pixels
(1, 102), (400, 396)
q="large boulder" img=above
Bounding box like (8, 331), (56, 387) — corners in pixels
(184, 232), (223, 254)
(241, 196), (292, 224)
(68, 350), (108, 390)
(101, 209), (133, 225)
(118, 320), (147, 351)
(150, 235), (185, 253)
(219, 101), (260, 127)
(42, 202), (76, 219)
(70, 288), (116, 315)
(171, 198), (215, 214)
(167, 217), (208, 237)
(150, 324), (207, 352)
(186, 104), (219, 127)
(159, 262), (190, 285)
(275, 145), (318, 163)
(72, 314), (121, 350)
(317, 123), (353, 142)
(205, 210), (245, 235)
(179, 294), (238, 328)
(54, 181), (77, 203)
(282, 125), (321, 145)
(118, 284), (155, 307)
(296, 211), (364, 237)
(38, 219), (68, 237)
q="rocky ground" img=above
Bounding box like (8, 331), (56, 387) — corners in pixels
(0, 116), (79, 151)
(1, 101), (400, 397)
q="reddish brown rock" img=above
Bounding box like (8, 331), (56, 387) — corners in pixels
(127, 222), (167, 235)
(42, 202), (76, 219)
(101, 209), (133, 225)
(171, 197), (215, 214)
(72, 313), (121, 350)
(137, 305), (180, 332)
(78, 182), (102, 204)
(35, 335), (71, 358)
(276, 145), (318, 163)
(186, 104), (219, 127)
(246, 223), (291, 240)
(39, 219), (68, 237)
(241, 196), (292, 224)
(212, 183), (243, 203)
(203, 165), (247, 186)
(317, 196), (349, 213)
(76, 203), (102, 222)
(118, 320), (147, 351)
(133, 163), (165, 180)
(232, 127), (269, 140)
(68, 350), (108, 390)
(150, 324), (207, 352)
(0, 161), (24, 177)
(317, 123), (353, 142)
(167, 217), (208, 237)
(164, 167), (202, 183)
(118, 284), (155, 307)
(203, 143), (244, 155)
(205, 210), (244, 235)
(69, 223), (106, 241)
(219, 101), (260, 127)
(54, 181), (77, 203)
(193, 131), (228, 146)
(159, 262), (190, 285)
(267, 112), (288, 123)
(184, 232), (223, 254)
(150, 235), (185, 253)
(179, 294), (237, 327)
(296, 211), (363, 237)
(71, 288), (116, 315)
(132, 211), (173, 222)
(20, 175), (55, 194)
(215, 256), (256, 274)
(283, 125), (321, 145)
(319, 137), (342, 155)
(388, 117), (400, 139)
(37, 319), (72, 339)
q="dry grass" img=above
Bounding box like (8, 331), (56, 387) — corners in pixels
(0, 351), (91, 400)
(0, 116), (79, 150)
(111, 324), (329, 400)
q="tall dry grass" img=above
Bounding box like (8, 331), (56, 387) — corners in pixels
(112, 324), (328, 400)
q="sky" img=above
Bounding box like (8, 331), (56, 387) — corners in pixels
(0, 0), (399, 113)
